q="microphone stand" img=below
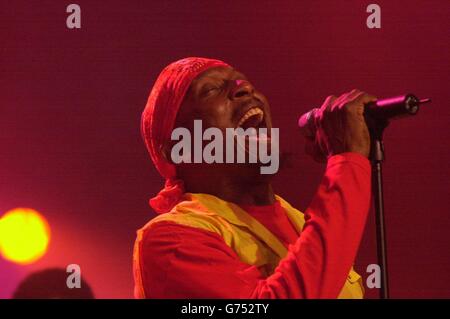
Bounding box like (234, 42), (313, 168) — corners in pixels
(367, 116), (390, 299)
(365, 95), (430, 299)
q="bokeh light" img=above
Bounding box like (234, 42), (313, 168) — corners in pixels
(0, 208), (51, 265)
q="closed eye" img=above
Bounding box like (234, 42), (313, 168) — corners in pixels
(203, 86), (218, 94)
(200, 82), (224, 97)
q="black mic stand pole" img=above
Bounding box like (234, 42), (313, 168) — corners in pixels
(365, 95), (431, 299)
(367, 117), (390, 299)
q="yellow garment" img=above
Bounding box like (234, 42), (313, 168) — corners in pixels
(134, 193), (364, 298)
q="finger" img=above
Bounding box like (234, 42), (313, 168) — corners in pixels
(349, 93), (377, 116)
(319, 95), (337, 111)
(333, 90), (361, 111)
(316, 95), (337, 127)
(353, 92), (378, 105)
(346, 89), (364, 100)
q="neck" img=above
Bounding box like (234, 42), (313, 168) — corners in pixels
(180, 167), (276, 206)
(216, 178), (275, 206)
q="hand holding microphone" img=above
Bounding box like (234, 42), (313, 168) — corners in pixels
(302, 89), (376, 162)
(299, 90), (431, 162)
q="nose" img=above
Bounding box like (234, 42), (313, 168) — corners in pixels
(231, 80), (254, 99)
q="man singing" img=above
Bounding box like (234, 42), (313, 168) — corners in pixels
(133, 57), (375, 298)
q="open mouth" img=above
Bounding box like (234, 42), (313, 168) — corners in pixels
(237, 107), (265, 129)
(234, 107), (272, 161)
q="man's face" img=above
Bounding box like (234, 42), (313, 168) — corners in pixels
(175, 66), (273, 133)
(169, 66), (278, 181)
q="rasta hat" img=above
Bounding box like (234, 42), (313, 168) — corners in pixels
(141, 57), (230, 214)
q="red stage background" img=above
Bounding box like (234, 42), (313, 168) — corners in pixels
(1, 1), (449, 298)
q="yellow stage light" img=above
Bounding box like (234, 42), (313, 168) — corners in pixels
(0, 208), (50, 265)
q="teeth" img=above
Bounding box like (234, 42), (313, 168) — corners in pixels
(237, 107), (264, 127)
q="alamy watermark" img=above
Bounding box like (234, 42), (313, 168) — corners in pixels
(366, 263), (381, 289)
(366, 4), (381, 29)
(66, 264), (81, 288)
(170, 120), (280, 174)
(65, 4), (381, 30)
(66, 4), (81, 29)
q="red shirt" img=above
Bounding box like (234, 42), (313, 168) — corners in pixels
(138, 152), (371, 298)
(239, 201), (299, 248)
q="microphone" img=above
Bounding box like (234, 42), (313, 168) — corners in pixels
(298, 94), (431, 139)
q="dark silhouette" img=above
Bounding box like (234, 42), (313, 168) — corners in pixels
(12, 268), (95, 299)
